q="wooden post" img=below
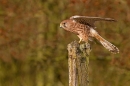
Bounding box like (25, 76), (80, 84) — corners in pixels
(67, 41), (91, 86)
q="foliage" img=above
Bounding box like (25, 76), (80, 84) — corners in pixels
(0, 0), (130, 86)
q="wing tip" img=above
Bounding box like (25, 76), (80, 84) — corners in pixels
(105, 18), (117, 22)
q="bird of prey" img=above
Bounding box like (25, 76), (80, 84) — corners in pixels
(60, 15), (119, 54)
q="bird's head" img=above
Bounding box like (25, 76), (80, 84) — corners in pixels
(60, 20), (68, 29)
(60, 19), (75, 29)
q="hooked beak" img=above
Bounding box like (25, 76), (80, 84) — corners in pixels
(60, 23), (62, 28)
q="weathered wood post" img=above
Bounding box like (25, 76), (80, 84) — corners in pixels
(67, 41), (91, 86)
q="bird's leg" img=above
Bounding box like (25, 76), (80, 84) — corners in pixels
(79, 38), (83, 43)
(77, 35), (83, 43)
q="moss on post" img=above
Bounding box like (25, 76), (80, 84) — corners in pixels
(67, 41), (91, 86)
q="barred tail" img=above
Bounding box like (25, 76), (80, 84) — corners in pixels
(90, 28), (119, 53)
(95, 34), (119, 54)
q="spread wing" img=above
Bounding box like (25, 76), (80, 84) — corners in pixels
(70, 15), (116, 27)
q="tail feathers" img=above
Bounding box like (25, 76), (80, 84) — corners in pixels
(95, 34), (119, 54)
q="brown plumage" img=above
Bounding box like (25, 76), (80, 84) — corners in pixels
(60, 15), (119, 54)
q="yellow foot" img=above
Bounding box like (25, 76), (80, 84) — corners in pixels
(78, 41), (81, 43)
(78, 39), (82, 44)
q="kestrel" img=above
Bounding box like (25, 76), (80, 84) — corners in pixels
(60, 15), (119, 54)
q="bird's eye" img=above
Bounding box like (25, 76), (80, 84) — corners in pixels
(63, 23), (67, 27)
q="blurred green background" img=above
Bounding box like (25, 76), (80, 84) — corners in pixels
(0, 0), (130, 86)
